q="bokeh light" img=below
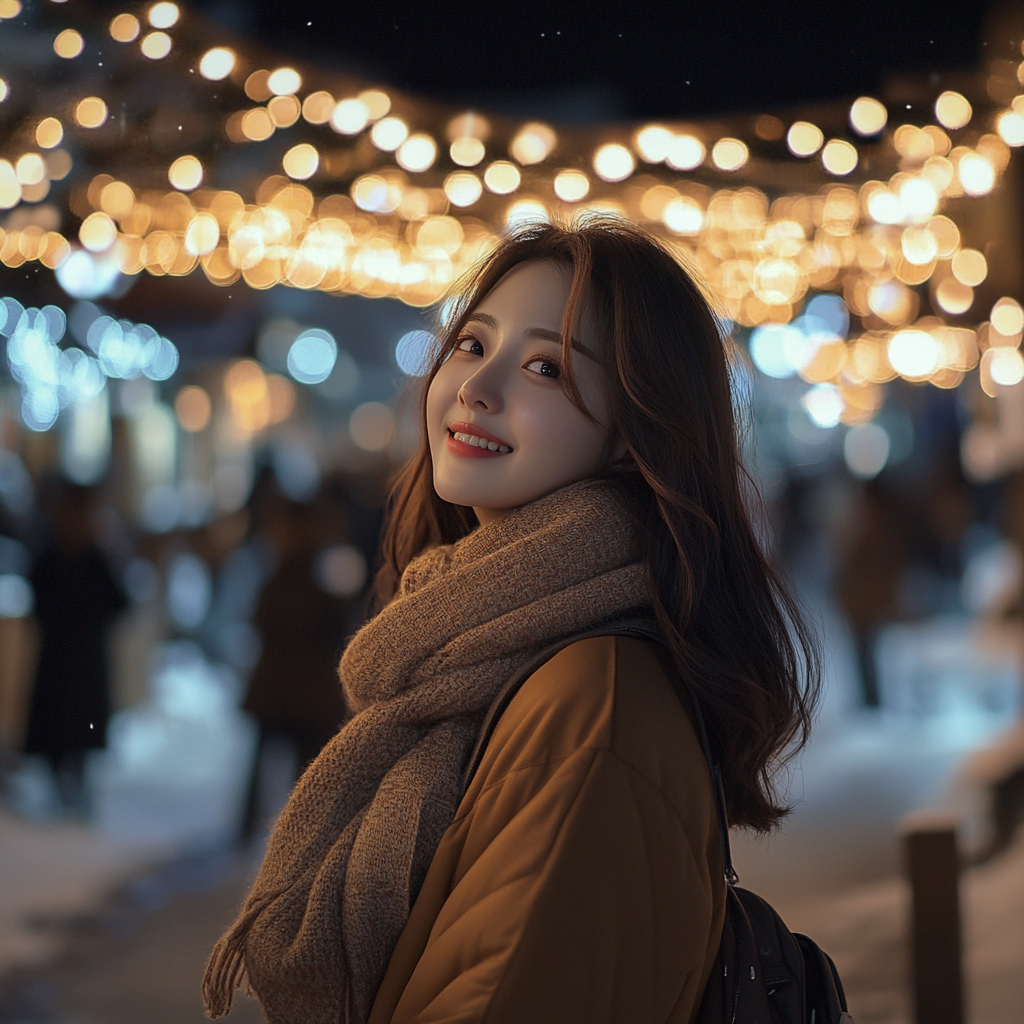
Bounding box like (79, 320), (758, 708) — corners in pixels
(484, 161), (521, 194)
(958, 153), (995, 195)
(935, 277), (974, 315)
(821, 139), (858, 175)
(951, 249), (987, 287)
(302, 91), (335, 124)
(287, 328), (337, 384)
(553, 169), (590, 202)
(849, 96), (888, 136)
(141, 31), (172, 60)
(75, 96), (109, 128)
(662, 196), (703, 234)
(109, 13), (140, 41)
(370, 116), (409, 151)
(79, 212), (117, 252)
(199, 47), (235, 80)
(282, 143), (319, 180)
(444, 171), (482, 207)
(15, 154), (45, 186)
(991, 297), (1024, 337)
(267, 67), (301, 96)
(634, 125), (674, 163)
(148, 2), (179, 28)
(331, 98), (370, 135)
(996, 111), (1024, 147)
(802, 383), (844, 428)
(986, 347), (1024, 387)
(35, 117), (63, 149)
(241, 108), (274, 142)
(268, 95), (300, 128)
(395, 330), (436, 375)
(184, 212), (220, 255)
(349, 402), (395, 451)
(54, 29), (85, 59)
(175, 385), (211, 432)
(450, 137), (485, 167)
(888, 329), (939, 378)
(935, 91), (972, 130)
(787, 121), (823, 157)
(397, 134), (437, 172)
(358, 89), (391, 120)
(510, 123), (556, 165)
(666, 135), (706, 171)
(168, 155), (203, 191)
(711, 138), (748, 171)
(844, 422), (890, 478)
(593, 144), (635, 182)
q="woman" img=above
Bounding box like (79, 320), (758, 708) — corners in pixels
(205, 219), (819, 1023)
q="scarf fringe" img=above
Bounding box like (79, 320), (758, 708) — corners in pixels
(202, 891), (280, 1018)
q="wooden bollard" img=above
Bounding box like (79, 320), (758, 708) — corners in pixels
(901, 812), (964, 1024)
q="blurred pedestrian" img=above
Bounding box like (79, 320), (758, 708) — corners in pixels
(835, 478), (908, 706)
(239, 494), (355, 843)
(23, 481), (126, 814)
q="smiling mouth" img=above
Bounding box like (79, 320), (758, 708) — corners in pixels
(448, 428), (512, 453)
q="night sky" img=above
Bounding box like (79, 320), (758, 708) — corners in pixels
(176, 0), (992, 120)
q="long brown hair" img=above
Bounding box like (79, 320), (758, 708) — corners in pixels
(375, 218), (820, 832)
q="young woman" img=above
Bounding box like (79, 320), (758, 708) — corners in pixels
(205, 219), (819, 1024)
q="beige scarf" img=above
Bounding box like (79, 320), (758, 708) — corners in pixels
(203, 478), (648, 1024)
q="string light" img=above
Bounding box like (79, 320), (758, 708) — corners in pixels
(109, 13), (140, 42)
(711, 138), (748, 171)
(935, 91), (972, 130)
(147, 2), (179, 28)
(484, 161), (521, 194)
(199, 47), (235, 80)
(140, 31), (172, 59)
(53, 29), (85, 59)
(849, 97), (887, 136)
(75, 97), (108, 129)
(36, 118), (63, 149)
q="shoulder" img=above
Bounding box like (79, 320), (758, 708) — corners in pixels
(478, 636), (711, 819)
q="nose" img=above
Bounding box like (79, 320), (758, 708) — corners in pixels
(457, 363), (504, 413)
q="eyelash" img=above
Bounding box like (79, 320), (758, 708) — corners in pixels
(455, 335), (561, 380)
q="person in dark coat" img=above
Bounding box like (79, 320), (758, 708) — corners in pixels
(239, 494), (356, 841)
(23, 482), (126, 812)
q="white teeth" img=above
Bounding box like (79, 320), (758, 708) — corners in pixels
(453, 431), (510, 453)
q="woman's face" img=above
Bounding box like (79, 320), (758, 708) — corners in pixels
(426, 260), (613, 524)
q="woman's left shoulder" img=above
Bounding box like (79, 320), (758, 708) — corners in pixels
(512, 635), (707, 790)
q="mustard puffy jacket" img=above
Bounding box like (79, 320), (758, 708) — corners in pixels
(368, 635), (727, 1024)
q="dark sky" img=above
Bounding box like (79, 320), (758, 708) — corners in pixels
(185, 0), (992, 121)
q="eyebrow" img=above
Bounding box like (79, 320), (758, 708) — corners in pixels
(464, 312), (599, 361)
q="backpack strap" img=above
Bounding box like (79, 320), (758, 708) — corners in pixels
(462, 616), (739, 886)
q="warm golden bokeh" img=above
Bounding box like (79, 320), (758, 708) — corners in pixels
(168, 155), (203, 191)
(175, 385), (212, 432)
(593, 144), (635, 182)
(53, 29), (85, 59)
(484, 161), (521, 195)
(199, 47), (235, 80)
(35, 117), (63, 149)
(140, 31), (172, 60)
(75, 96), (109, 129)
(109, 13), (141, 42)
(510, 123), (556, 165)
(849, 96), (888, 136)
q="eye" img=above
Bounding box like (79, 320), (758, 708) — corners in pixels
(524, 356), (561, 380)
(456, 335), (483, 356)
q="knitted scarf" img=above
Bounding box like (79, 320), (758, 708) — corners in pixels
(203, 478), (648, 1024)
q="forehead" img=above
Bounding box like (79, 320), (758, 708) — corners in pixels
(472, 261), (573, 327)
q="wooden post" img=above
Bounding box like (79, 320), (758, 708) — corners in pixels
(901, 811), (964, 1024)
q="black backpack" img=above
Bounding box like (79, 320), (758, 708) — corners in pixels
(464, 619), (854, 1024)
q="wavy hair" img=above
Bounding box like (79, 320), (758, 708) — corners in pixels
(373, 218), (820, 832)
